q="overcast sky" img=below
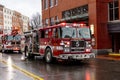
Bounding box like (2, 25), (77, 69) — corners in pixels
(0, 0), (41, 18)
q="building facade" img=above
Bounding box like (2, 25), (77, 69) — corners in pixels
(3, 7), (13, 34)
(12, 11), (22, 34)
(0, 4), (29, 35)
(42, 0), (120, 54)
(0, 5), (4, 34)
(21, 15), (29, 32)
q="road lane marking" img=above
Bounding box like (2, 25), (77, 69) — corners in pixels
(0, 53), (44, 80)
(1, 59), (44, 80)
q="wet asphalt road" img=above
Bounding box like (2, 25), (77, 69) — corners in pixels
(0, 52), (120, 80)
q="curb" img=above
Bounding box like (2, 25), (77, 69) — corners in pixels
(109, 53), (120, 57)
(96, 53), (120, 61)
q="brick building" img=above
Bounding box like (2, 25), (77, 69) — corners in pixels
(42, 0), (120, 54)
(12, 11), (22, 34)
(3, 7), (13, 34)
(12, 11), (29, 34)
(0, 5), (4, 34)
(0, 4), (29, 35)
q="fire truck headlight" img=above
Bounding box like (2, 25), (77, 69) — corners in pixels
(65, 42), (70, 47)
(85, 48), (91, 53)
(65, 45), (70, 47)
(60, 41), (64, 45)
(86, 41), (91, 47)
(56, 46), (63, 50)
(64, 48), (70, 52)
(87, 44), (91, 47)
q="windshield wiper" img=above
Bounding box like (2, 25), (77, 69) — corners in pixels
(79, 31), (85, 40)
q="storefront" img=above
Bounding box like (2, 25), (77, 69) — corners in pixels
(108, 22), (120, 53)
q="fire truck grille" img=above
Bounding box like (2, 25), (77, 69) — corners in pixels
(11, 41), (20, 44)
(71, 40), (86, 52)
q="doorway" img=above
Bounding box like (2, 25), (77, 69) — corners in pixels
(112, 33), (120, 53)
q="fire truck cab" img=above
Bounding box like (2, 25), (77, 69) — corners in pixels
(1, 34), (22, 53)
(24, 23), (95, 63)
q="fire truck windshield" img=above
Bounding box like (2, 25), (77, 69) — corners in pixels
(7, 35), (13, 41)
(60, 27), (91, 39)
(77, 27), (91, 39)
(61, 27), (76, 38)
(13, 35), (21, 41)
(6, 35), (21, 41)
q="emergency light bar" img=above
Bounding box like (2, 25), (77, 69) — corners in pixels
(59, 22), (86, 27)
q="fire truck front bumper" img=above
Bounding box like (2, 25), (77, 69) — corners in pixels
(13, 47), (20, 51)
(58, 53), (95, 60)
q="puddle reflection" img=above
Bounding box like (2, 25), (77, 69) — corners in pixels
(38, 62), (96, 80)
(7, 56), (14, 80)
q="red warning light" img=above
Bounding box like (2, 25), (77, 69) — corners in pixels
(80, 23), (84, 27)
(73, 23), (77, 26)
(61, 22), (66, 26)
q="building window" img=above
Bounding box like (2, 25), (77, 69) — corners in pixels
(62, 5), (88, 19)
(45, 18), (49, 26)
(44, 0), (48, 9)
(108, 0), (119, 21)
(54, 0), (58, 6)
(55, 16), (58, 20)
(50, 0), (54, 7)
(50, 17), (54, 25)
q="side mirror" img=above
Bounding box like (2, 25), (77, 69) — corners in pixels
(91, 37), (95, 46)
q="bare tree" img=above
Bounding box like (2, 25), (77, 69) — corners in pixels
(30, 12), (42, 30)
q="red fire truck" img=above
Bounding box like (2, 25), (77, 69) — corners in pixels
(1, 30), (22, 53)
(24, 23), (95, 63)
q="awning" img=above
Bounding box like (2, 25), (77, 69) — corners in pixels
(108, 21), (120, 33)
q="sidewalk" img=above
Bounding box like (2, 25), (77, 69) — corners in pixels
(96, 53), (120, 61)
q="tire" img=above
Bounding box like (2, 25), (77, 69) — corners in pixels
(2, 49), (4, 53)
(45, 48), (53, 63)
(2, 46), (5, 53)
(25, 46), (28, 57)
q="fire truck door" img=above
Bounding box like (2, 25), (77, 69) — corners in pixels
(52, 28), (61, 55)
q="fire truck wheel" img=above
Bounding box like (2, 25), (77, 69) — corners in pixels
(45, 48), (53, 63)
(25, 47), (30, 58)
(25, 47), (34, 59)
(26, 50), (29, 58)
(2, 48), (6, 53)
(2, 46), (5, 53)
(2, 49), (4, 53)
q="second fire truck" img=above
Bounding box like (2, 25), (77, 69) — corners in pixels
(24, 23), (95, 63)
(1, 29), (23, 53)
